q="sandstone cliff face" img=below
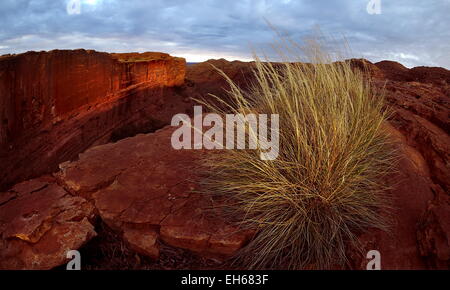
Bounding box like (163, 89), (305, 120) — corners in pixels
(0, 50), (188, 190)
(0, 50), (184, 146)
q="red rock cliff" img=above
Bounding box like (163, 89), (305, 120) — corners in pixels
(0, 50), (184, 146)
(0, 50), (188, 190)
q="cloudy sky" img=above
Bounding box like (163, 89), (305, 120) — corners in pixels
(0, 0), (449, 68)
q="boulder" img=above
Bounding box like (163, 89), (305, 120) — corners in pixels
(56, 126), (252, 260)
(0, 176), (96, 270)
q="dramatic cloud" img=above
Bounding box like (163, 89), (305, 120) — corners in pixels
(0, 0), (449, 68)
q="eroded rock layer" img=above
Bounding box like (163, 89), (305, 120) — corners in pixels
(0, 50), (188, 191)
(56, 126), (252, 260)
(0, 176), (96, 270)
(0, 127), (252, 269)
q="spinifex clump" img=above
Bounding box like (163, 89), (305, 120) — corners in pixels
(199, 39), (398, 269)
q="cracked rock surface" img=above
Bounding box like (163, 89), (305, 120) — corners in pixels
(0, 127), (252, 269)
(58, 126), (251, 260)
(0, 176), (96, 270)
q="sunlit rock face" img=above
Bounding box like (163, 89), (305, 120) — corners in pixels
(0, 50), (188, 190)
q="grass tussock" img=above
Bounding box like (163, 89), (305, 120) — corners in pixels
(199, 38), (398, 269)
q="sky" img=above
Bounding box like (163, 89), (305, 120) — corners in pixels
(0, 0), (449, 68)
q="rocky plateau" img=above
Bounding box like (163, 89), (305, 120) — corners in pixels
(0, 51), (448, 269)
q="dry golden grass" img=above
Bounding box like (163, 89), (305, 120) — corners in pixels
(198, 38), (398, 269)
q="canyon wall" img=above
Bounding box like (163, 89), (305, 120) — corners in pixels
(0, 50), (189, 190)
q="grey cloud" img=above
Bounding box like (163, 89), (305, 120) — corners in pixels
(0, 0), (448, 67)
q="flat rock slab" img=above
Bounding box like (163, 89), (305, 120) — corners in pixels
(0, 176), (96, 270)
(57, 126), (252, 260)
